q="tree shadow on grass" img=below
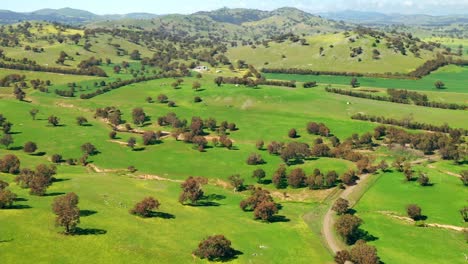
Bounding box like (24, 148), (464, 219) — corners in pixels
(260, 179), (272, 185)
(14, 197), (28, 202)
(53, 178), (71, 183)
(268, 215), (290, 223)
(74, 227), (107, 236)
(217, 249), (243, 262)
(31, 152), (46, 156)
(133, 147), (146, 152)
(80, 210), (97, 217)
(8, 146), (23, 151)
(8, 204), (32, 209)
(44, 192), (66, 197)
(150, 211), (176, 219)
(190, 201), (220, 207)
(81, 123), (93, 127)
(204, 194), (226, 201)
(356, 229), (379, 242)
(0, 239), (13, 243)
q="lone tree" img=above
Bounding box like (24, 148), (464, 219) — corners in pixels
(0, 154), (21, 174)
(350, 240), (380, 264)
(48, 115), (60, 127)
(127, 137), (137, 150)
(179, 176), (207, 205)
(288, 128), (298, 138)
(246, 153), (264, 165)
(350, 77), (359, 88)
(0, 134), (14, 149)
(0, 188), (17, 208)
(252, 168), (266, 183)
(460, 207), (468, 222)
(130, 197), (160, 217)
(157, 94), (168, 103)
(334, 214), (363, 244)
(81, 143), (98, 155)
(23, 141), (38, 154)
(406, 204), (422, 220)
(434, 80), (445, 89)
(334, 250), (351, 264)
(417, 172), (430, 186)
(193, 235), (235, 261)
(76, 116), (88, 126)
(29, 108), (39, 120)
(52, 192), (80, 234)
(332, 198), (350, 215)
(192, 81), (201, 91)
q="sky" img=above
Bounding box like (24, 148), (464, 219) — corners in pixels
(2, 0), (468, 15)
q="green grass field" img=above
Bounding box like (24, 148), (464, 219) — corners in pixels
(354, 166), (467, 264)
(265, 65), (468, 94)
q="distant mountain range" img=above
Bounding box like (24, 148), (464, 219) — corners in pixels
(0, 7), (466, 26)
(0, 7), (159, 24)
(320, 10), (468, 25)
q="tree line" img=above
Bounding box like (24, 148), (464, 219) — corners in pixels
(325, 87), (467, 110)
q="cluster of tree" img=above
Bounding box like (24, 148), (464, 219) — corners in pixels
(79, 72), (186, 99)
(380, 126), (466, 162)
(307, 122), (331, 137)
(335, 240), (380, 264)
(15, 164), (56, 196)
(409, 55), (468, 78)
(94, 106), (123, 127)
(351, 113), (468, 135)
(13, 86), (25, 101)
(303, 81), (317, 88)
(0, 74), (25, 87)
(325, 87), (467, 110)
(240, 187), (279, 222)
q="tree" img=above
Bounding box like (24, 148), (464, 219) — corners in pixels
(460, 170), (468, 186)
(252, 168), (266, 183)
(214, 76), (223, 87)
(272, 165), (287, 189)
(0, 134), (13, 149)
(130, 49), (141, 60)
(23, 141), (37, 154)
(228, 174), (244, 192)
(246, 153), (264, 165)
(332, 198), (349, 215)
(52, 193), (80, 234)
(406, 204), (422, 220)
(280, 142), (311, 164)
(51, 154), (62, 163)
(193, 235), (235, 261)
(288, 128), (297, 138)
(132, 108), (146, 126)
(417, 172), (430, 186)
(460, 207), (468, 222)
(81, 143), (98, 155)
(130, 197), (160, 217)
(287, 168), (305, 188)
(109, 131), (117, 139)
(192, 81), (201, 91)
(256, 140), (264, 150)
(142, 131), (159, 146)
(334, 250), (351, 264)
(0, 188), (16, 208)
(334, 214), (362, 244)
(254, 201), (278, 221)
(434, 80), (445, 89)
(76, 116), (88, 126)
(350, 240), (379, 264)
(179, 176), (206, 205)
(29, 108), (39, 120)
(127, 137), (136, 150)
(0, 154), (20, 174)
(157, 94), (168, 103)
(350, 77), (359, 88)
(194, 96), (202, 103)
(48, 115), (60, 126)
(341, 170), (357, 186)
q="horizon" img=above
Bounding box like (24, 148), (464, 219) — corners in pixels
(2, 0), (468, 16)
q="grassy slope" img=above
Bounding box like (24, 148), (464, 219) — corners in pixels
(226, 33), (437, 74)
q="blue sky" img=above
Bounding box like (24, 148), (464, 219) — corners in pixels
(3, 0), (468, 15)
